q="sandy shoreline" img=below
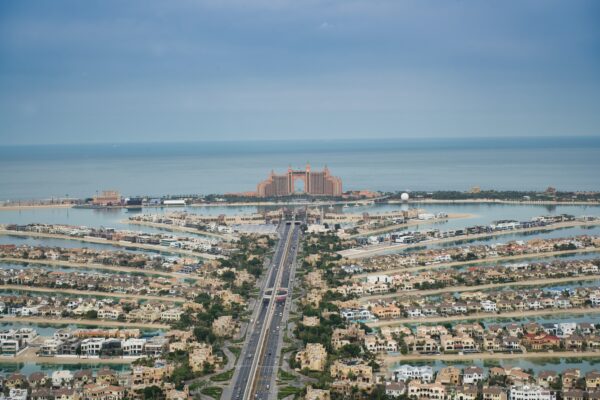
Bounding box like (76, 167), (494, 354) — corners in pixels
(0, 284), (186, 303)
(0, 204), (74, 211)
(0, 256), (193, 281)
(1, 197), (598, 211)
(359, 274), (600, 303)
(382, 350), (600, 363)
(354, 247), (600, 278)
(1, 347), (137, 364)
(393, 199), (600, 206)
(0, 315), (169, 329)
(124, 219), (230, 240)
(0, 229), (220, 260)
(347, 213), (475, 239)
(340, 219), (600, 259)
(367, 306), (600, 327)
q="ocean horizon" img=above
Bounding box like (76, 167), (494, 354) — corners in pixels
(1, 136), (599, 200)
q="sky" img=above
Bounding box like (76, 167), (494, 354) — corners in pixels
(0, 0), (599, 145)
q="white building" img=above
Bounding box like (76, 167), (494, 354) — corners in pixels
(161, 308), (184, 322)
(481, 300), (497, 312)
(509, 385), (555, 400)
(39, 339), (62, 356)
(366, 275), (393, 284)
(463, 366), (485, 384)
(0, 339), (20, 355)
(52, 370), (74, 387)
(7, 389), (28, 400)
(80, 338), (105, 356)
(98, 307), (122, 320)
(557, 323), (577, 338)
(15, 328), (38, 343)
(394, 365), (433, 382)
(386, 382), (406, 397)
(340, 308), (374, 321)
(590, 292), (600, 306)
(122, 338), (146, 356)
(53, 329), (72, 341)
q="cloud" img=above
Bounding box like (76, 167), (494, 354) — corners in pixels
(0, 0), (599, 144)
(319, 21), (332, 30)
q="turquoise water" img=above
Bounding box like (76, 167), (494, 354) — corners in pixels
(0, 200), (598, 230)
(452, 252), (600, 272)
(389, 358), (600, 375)
(1, 137), (599, 200)
(0, 362), (130, 375)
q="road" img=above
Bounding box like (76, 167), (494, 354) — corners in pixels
(226, 220), (301, 400)
(253, 223), (300, 400)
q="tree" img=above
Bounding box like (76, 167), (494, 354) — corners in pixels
(339, 344), (362, 358)
(139, 385), (165, 400)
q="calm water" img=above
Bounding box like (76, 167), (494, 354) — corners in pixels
(389, 358), (600, 375)
(0, 362), (130, 375)
(0, 137), (599, 200)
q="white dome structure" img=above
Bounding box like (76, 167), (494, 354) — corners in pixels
(400, 192), (410, 202)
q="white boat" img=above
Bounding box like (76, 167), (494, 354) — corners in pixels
(343, 204), (350, 209)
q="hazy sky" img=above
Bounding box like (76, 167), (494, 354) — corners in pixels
(1, 0), (599, 145)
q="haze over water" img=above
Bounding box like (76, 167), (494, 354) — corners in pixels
(1, 137), (598, 200)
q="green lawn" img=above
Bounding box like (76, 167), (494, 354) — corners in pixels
(210, 369), (234, 382)
(201, 386), (223, 399)
(189, 380), (207, 392)
(278, 369), (296, 381)
(228, 345), (241, 360)
(278, 385), (303, 399)
(280, 345), (298, 354)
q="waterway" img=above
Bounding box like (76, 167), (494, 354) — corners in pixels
(0, 361), (131, 375)
(389, 357), (600, 376)
(1, 202), (600, 373)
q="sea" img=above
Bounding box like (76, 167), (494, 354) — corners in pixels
(0, 136), (599, 200)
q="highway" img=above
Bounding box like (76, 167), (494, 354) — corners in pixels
(227, 220), (301, 400)
(253, 223), (300, 399)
